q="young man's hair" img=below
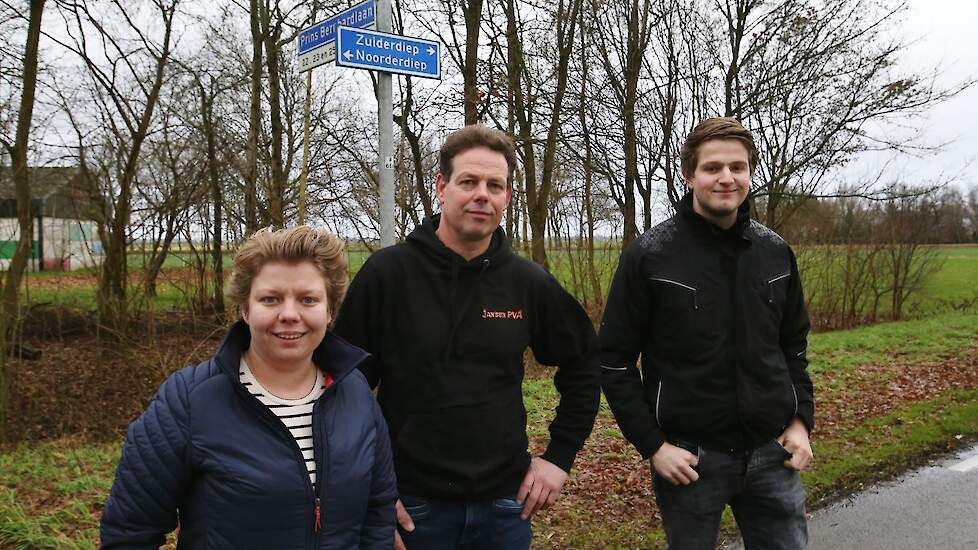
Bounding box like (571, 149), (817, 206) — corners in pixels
(439, 125), (518, 185)
(680, 117), (759, 178)
(226, 226), (348, 320)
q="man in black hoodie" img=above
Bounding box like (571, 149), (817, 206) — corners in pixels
(333, 125), (600, 550)
(600, 118), (814, 549)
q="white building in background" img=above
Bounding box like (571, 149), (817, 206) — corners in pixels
(0, 166), (103, 271)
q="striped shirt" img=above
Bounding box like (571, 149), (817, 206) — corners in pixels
(240, 359), (326, 488)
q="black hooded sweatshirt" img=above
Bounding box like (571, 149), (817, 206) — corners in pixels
(333, 216), (600, 501)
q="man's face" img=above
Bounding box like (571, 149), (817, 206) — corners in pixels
(435, 146), (511, 250)
(685, 139), (751, 228)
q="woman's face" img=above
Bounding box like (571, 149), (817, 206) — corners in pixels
(243, 261), (331, 370)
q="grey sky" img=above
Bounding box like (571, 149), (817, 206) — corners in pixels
(890, 0), (977, 188)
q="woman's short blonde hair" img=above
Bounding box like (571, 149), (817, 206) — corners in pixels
(226, 226), (348, 319)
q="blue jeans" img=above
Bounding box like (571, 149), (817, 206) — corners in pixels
(397, 494), (532, 550)
(653, 439), (808, 550)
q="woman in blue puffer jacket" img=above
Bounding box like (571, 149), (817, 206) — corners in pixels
(100, 226), (397, 549)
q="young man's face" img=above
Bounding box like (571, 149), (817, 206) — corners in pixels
(435, 146), (511, 252)
(685, 139), (751, 228)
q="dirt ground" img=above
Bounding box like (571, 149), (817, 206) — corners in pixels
(9, 308), (225, 442)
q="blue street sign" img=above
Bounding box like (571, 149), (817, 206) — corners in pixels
(336, 27), (441, 80)
(297, 0), (375, 71)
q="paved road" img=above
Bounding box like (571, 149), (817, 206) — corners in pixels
(721, 442), (978, 550)
(806, 442), (978, 550)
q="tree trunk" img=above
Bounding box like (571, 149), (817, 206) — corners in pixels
(722, 1), (748, 118)
(244, 0), (264, 234)
(96, 3), (175, 334)
(0, 0), (45, 440)
(509, 0), (582, 269)
(534, 0), (582, 267)
(201, 79), (225, 317)
(260, 1), (287, 229)
(462, 0), (484, 124)
(396, 79), (434, 218)
(578, 51), (602, 308)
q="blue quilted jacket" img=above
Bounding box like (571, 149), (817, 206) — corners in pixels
(100, 322), (397, 549)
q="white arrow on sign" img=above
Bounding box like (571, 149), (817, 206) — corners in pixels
(427, 46), (435, 56)
(344, 50), (353, 60)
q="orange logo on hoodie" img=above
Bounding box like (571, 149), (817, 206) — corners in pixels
(482, 308), (524, 320)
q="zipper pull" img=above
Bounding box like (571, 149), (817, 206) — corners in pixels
(314, 497), (321, 533)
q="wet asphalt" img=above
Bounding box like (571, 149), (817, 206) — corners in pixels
(806, 442), (978, 550)
(719, 442), (978, 550)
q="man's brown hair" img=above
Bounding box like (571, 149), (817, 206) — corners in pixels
(439, 125), (517, 185)
(226, 226), (348, 321)
(680, 117), (759, 179)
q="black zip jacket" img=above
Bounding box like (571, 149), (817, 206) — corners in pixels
(600, 194), (813, 458)
(334, 215), (600, 500)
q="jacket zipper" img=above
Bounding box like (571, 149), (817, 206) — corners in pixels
(229, 366), (327, 544)
(766, 272), (790, 303)
(310, 393), (331, 543)
(790, 383), (798, 418)
(314, 497), (321, 533)
(654, 381), (663, 427)
(649, 277), (699, 309)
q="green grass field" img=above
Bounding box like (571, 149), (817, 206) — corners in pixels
(27, 244), (977, 324)
(915, 246), (978, 312)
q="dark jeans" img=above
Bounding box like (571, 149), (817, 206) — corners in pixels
(652, 439), (808, 550)
(397, 494), (532, 550)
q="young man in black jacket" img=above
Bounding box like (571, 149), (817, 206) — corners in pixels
(600, 117), (814, 549)
(333, 125), (600, 550)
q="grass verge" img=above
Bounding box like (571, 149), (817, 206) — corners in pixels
(804, 387), (978, 504)
(0, 438), (118, 550)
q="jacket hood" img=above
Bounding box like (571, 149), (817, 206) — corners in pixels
(213, 320), (370, 385)
(406, 214), (514, 269)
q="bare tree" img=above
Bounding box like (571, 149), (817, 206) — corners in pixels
(505, 0), (583, 269)
(408, 0), (488, 124)
(257, 0), (290, 228)
(51, 0), (179, 332)
(243, 0), (264, 233)
(132, 114), (203, 300)
(590, 0), (654, 244)
(0, 0), (43, 440)
(709, 0), (969, 230)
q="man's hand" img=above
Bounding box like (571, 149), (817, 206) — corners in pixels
(651, 442), (699, 485)
(393, 499), (414, 550)
(516, 457), (568, 520)
(778, 417), (813, 471)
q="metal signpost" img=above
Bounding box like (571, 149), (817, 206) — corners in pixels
(335, 25), (441, 246)
(297, 0), (441, 247)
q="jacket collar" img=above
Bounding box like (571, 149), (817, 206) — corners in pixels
(212, 320), (370, 385)
(677, 192), (752, 241)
